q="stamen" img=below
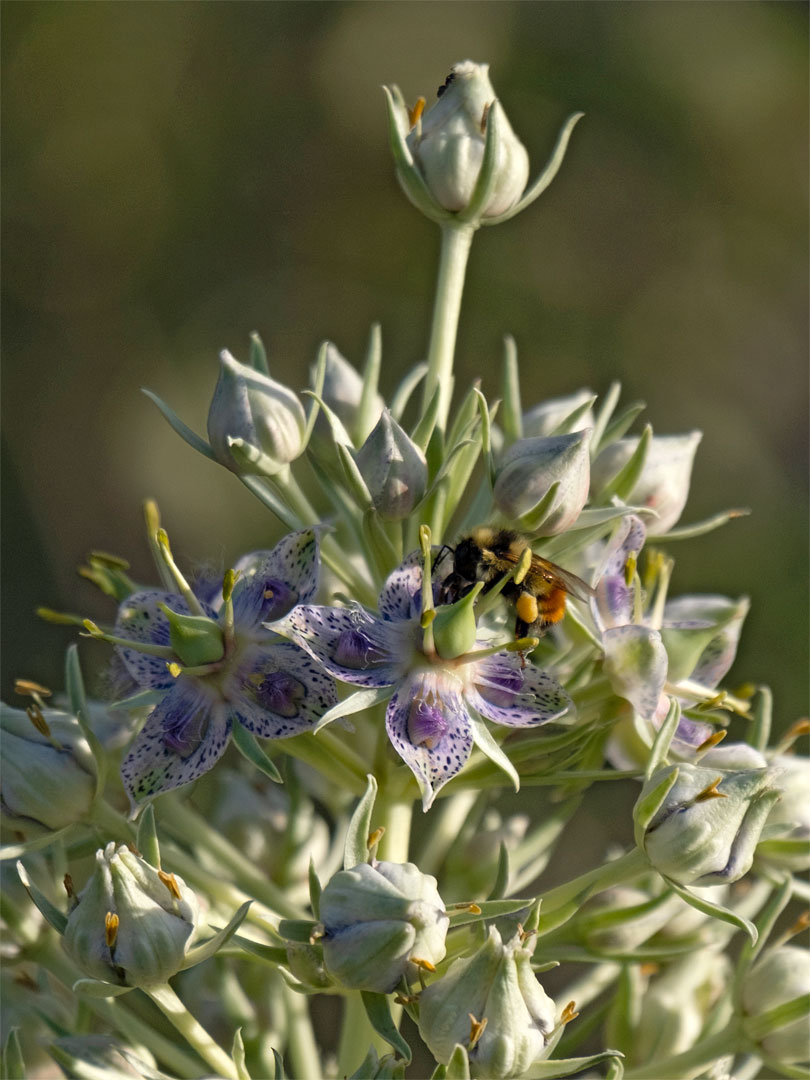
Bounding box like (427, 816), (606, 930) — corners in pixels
(468, 1014), (487, 1049)
(694, 777), (726, 802)
(155, 529), (205, 617)
(105, 911), (119, 948)
(367, 826), (385, 851)
(420, 525), (435, 655)
(221, 568), (236, 645)
(408, 96), (425, 127)
(560, 1001), (579, 1024)
(63, 874), (74, 898)
(14, 679), (52, 698)
(82, 620), (176, 659)
(696, 730), (727, 753)
(158, 869), (182, 900)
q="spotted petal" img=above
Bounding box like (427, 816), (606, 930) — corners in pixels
(121, 678), (231, 803)
(230, 528), (322, 634)
(276, 605), (406, 687)
(377, 547), (451, 623)
(385, 674), (473, 811)
(114, 592), (217, 690)
(664, 595), (749, 687)
(467, 654), (574, 727)
(227, 641), (338, 738)
(603, 625), (668, 720)
(592, 515), (646, 632)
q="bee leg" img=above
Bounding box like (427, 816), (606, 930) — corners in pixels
(513, 616), (532, 668)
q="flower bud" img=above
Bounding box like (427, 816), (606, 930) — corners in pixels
(741, 946), (810, 1064)
(354, 410), (427, 521)
(63, 842), (199, 987)
(493, 430), (591, 534)
(207, 349), (306, 475)
(591, 432), (702, 534)
(522, 389), (595, 438)
(407, 61), (529, 218)
(757, 754), (810, 872)
(418, 925), (556, 1079)
(637, 763), (779, 887)
(315, 343), (383, 442)
(320, 861), (448, 993)
(1, 704), (95, 831)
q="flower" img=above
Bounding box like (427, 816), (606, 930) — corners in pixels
(522, 389), (595, 438)
(492, 429), (591, 534)
(354, 409), (427, 520)
(637, 762), (779, 887)
(591, 514), (750, 768)
(319, 860), (448, 992)
(418, 925), (556, 1078)
(206, 349), (307, 475)
(63, 842), (199, 987)
(278, 550), (573, 809)
(405, 61), (529, 219)
(591, 432), (702, 535)
(1, 703), (96, 831)
(116, 529), (336, 803)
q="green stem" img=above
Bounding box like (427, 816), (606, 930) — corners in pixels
(336, 991), (389, 1077)
(375, 786), (414, 864)
(33, 942), (203, 1078)
(537, 847), (649, 935)
(423, 224), (476, 431)
(418, 789), (478, 876)
(159, 799), (305, 919)
(282, 980), (322, 1080)
(282, 730), (369, 795)
(146, 983), (240, 1080)
(623, 1019), (742, 1080)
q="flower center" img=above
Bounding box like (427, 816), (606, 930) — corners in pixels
(259, 578), (298, 622)
(407, 698), (448, 750)
(334, 629), (387, 670)
(254, 671), (306, 718)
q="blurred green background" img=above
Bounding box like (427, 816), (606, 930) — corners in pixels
(2, 1), (807, 726)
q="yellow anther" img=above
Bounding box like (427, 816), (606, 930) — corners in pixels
(695, 777), (727, 802)
(420, 608), (436, 629)
(733, 682), (757, 700)
(105, 911), (119, 948)
(158, 870), (182, 900)
(14, 679), (52, 697)
(468, 1014), (488, 1049)
(785, 718), (810, 739)
(624, 552), (638, 587)
(407, 96), (425, 128)
(639, 962), (659, 978)
(697, 730), (727, 753)
(367, 826), (385, 850)
(560, 1000), (579, 1024)
(410, 957), (436, 973)
(167, 662), (183, 679)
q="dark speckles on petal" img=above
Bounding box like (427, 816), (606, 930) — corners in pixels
(469, 654), (573, 727)
(231, 641), (337, 738)
(121, 680), (230, 803)
(276, 606), (401, 688)
(386, 674), (472, 811)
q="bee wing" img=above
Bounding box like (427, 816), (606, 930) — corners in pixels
(530, 555), (596, 601)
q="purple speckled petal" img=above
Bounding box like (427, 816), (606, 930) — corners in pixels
(114, 591), (217, 690)
(591, 515), (647, 633)
(467, 655), (574, 727)
(121, 678), (230, 803)
(377, 549), (424, 622)
(603, 624), (669, 720)
(276, 605), (404, 687)
(228, 641), (337, 738)
(231, 529), (322, 634)
(386, 674), (473, 811)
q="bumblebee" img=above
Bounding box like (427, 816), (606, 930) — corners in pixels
(444, 526), (594, 638)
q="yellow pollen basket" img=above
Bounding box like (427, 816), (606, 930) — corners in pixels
(515, 591), (539, 625)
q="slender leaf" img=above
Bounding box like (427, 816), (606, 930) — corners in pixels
(660, 507), (750, 541)
(469, 715), (519, 793)
(16, 860), (67, 933)
(1, 1028), (24, 1080)
(315, 686), (393, 733)
(445, 1044), (472, 1080)
(182, 901), (252, 968)
(361, 992), (412, 1063)
(72, 979), (133, 998)
(664, 876), (758, 944)
(390, 363), (428, 422)
(232, 1028), (251, 1080)
(447, 898), (534, 928)
(66, 645), (108, 798)
(142, 389), (216, 460)
(590, 381), (621, 454)
(486, 842), (510, 901)
(645, 698), (680, 780)
(345, 775), (378, 869)
(231, 721), (283, 783)
(249, 331), (270, 376)
(458, 99), (502, 223)
(523, 1050), (624, 1079)
(308, 858), (322, 920)
(632, 766), (678, 850)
